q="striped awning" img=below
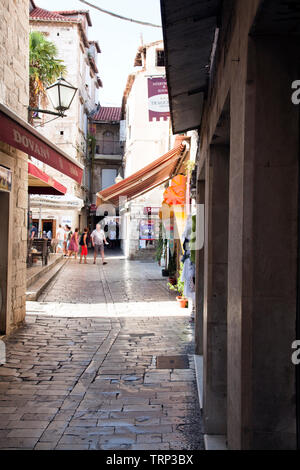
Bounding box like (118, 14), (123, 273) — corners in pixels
(28, 161), (67, 195)
(96, 137), (187, 207)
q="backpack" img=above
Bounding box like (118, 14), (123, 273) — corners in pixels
(79, 233), (85, 246)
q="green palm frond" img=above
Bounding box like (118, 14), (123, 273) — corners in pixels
(29, 31), (66, 97)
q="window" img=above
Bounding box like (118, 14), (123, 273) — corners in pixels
(156, 50), (165, 67)
(102, 169), (117, 190)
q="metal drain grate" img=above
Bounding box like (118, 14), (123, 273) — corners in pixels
(156, 355), (189, 369)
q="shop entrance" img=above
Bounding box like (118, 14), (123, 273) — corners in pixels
(0, 191), (9, 334)
(32, 219), (56, 238)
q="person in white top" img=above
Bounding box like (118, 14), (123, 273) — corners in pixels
(56, 224), (65, 254)
(109, 227), (117, 249)
(91, 224), (108, 265)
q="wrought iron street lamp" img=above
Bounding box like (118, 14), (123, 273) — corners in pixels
(28, 76), (77, 119)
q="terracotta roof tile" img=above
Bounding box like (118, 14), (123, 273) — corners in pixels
(30, 8), (69, 21)
(53, 10), (92, 26)
(30, 8), (90, 48)
(92, 107), (122, 122)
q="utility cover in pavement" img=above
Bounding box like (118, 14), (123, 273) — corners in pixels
(156, 355), (189, 369)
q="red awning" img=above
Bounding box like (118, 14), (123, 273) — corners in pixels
(0, 104), (83, 183)
(28, 161), (67, 195)
(96, 137), (187, 207)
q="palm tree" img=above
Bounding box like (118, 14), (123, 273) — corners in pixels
(29, 31), (66, 123)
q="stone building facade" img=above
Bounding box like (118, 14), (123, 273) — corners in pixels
(90, 107), (123, 202)
(122, 41), (171, 259)
(161, 0), (300, 450)
(88, 106), (123, 229)
(0, 0), (29, 334)
(29, 6), (102, 233)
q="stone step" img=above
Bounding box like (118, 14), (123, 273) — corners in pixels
(27, 254), (64, 288)
(26, 258), (68, 301)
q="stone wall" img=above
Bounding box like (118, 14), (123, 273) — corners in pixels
(196, 0), (298, 450)
(28, 17), (99, 232)
(0, 0), (29, 333)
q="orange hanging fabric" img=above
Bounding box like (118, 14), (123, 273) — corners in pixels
(163, 174), (186, 206)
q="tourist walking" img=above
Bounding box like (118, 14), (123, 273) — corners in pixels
(56, 224), (65, 254)
(68, 228), (79, 259)
(91, 224), (108, 265)
(79, 228), (88, 264)
(64, 225), (72, 256)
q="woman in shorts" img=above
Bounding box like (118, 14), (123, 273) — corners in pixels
(79, 228), (88, 264)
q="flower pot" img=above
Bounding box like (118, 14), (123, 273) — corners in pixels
(168, 277), (176, 285)
(176, 296), (188, 308)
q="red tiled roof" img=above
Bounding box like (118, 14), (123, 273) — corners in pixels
(92, 107), (122, 122)
(30, 8), (90, 48)
(53, 10), (92, 26)
(30, 7), (69, 21)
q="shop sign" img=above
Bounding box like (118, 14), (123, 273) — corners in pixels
(0, 165), (12, 192)
(143, 206), (160, 215)
(139, 220), (156, 241)
(90, 203), (97, 214)
(148, 77), (170, 122)
(0, 110), (83, 183)
(61, 217), (72, 228)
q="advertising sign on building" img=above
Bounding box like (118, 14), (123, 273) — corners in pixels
(90, 204), (97, 214)
(143, 206), (160, 216)
(139, 220), (156, 241)
(62, 217), (72, 228)
(147, 77), (170, 122)
(0, 165), (12, 192)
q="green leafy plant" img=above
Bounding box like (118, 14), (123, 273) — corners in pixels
(88, 134), (96, 159)
(29, 31), (66, 122)
(185, 160), (195, 177)
(167, 262), (185, 297)
(155, 237), (164, 262)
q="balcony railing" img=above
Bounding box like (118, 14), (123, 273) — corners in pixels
(95, 140), (122, 155)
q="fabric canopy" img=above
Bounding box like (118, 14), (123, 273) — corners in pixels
(28, 161), (67, 195)
(163, 174), (186, 206)
(96, 138), (187, 207)
(0, 103), (83, 183)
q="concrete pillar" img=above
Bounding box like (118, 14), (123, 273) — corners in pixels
(227, 36), (299, 449)
(195, 178), (205, 355)
(203, 145), (229, 435)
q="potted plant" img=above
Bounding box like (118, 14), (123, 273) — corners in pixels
(167, 263), (188, 308)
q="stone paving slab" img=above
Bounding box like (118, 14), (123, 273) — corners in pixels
(0, 257), (203, 450)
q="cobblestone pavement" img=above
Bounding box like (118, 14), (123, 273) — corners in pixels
(0, 254), (203, 450)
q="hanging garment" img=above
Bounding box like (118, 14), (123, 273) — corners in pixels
(181, 258), (195, 299)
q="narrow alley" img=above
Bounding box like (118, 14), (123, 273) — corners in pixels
(0, 254), (203, 450)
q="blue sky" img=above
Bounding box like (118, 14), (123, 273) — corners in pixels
(36, 0), (163, 107)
